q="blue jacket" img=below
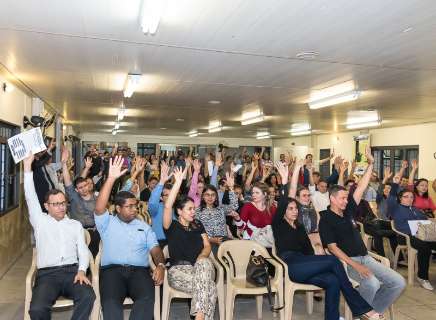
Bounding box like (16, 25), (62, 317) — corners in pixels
(388, 183), (427, 235)
(148, 184), (166, 240)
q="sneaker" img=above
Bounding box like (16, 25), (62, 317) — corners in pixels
(417, 277), (434, 291)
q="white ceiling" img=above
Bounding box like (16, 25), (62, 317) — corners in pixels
(1, 0), (436, 138)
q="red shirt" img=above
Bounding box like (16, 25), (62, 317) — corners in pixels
(240, 202), (277, 236)
(413, 194), (436, 212)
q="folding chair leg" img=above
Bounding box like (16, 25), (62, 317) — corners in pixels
(286, 290), (295, 320)
(161, 285), (171, 320)
(306, 291), (314, 314)
(407, 249), (415, 285)
(256, 295), (263, 320)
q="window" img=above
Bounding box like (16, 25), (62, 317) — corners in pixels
(319, 148), (331, 180)
(0, 121), (20, 215)
(372, 146), (418, 180)
(137, 143), (156, 156)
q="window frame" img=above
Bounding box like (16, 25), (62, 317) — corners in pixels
(0, 120), (21, 216)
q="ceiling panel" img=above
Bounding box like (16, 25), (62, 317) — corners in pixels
(0, 0), (436, 138)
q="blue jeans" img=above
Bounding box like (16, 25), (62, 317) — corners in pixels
(281, 252), (372, 320)
(348, 255), (405, 313)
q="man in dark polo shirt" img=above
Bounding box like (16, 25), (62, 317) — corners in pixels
(319, 147), (405, 314)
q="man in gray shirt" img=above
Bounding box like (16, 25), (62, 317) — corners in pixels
(62, 148), (100, 256)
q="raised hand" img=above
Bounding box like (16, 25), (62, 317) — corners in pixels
(252, 152), (260, 161)
(411, 159), (418, 170)
(384, 167), (393, 179)
(159, 161), (170, 184)
(401, 160), (408, 169)
(340, 160), (349, 173)
(193, 159), (202, 172)
(135, 157), (146, 172)
(23, 153), (35, 172)
(274, 161), (289, 185)
(365, 146), (374, 164)
(172, 166), (186, 183)
(84, 157), (93, 169)
(215, 152), (223, 168)
(61, 147), (69, 164)
(108, 155), (128, 179)
(225, 172), (235, 189)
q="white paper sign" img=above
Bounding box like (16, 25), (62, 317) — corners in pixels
(408, 220), (432, 236)
(7, 127), (47, 163)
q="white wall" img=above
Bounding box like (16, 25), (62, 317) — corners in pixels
(273, 122), (436, 180)
(80, 133), (272, 152)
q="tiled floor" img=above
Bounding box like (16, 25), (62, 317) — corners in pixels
(1, 249), (435, 319)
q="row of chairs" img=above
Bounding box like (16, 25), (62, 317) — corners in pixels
(25, 230), (395, 320)
(357, 201), (418, 286)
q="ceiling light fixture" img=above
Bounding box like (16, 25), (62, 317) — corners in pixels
(241, 109), (265, 125)
(256, 131), (271, 139)
(309, 90), (360, 109)
(296, 51), (319, 59)
(123, 74), (142, 98)
(346, 120), (381, 130)
(176, 118), (185, 122)
(114, 122), (120, 130)
(290, 123), (312, 136)
(208, 100), (221, 105)
(117, 103), (126, 121)
(140, 0), (165, 35)
(112, 129), (118, 135)
(208, 120), (222, 133)
(188, 130), (198, 137)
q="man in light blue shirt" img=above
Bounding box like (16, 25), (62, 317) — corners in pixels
(95, 156), (165, 320)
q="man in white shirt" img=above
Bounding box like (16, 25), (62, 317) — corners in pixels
(23, 154), (95, 320)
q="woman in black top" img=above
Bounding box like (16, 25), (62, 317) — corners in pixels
(163, 167), (217, 320)
(272, 162), (382, 320)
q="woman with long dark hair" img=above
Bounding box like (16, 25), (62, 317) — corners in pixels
(272, 162), (383, 320)
(163, 167), (217, 320)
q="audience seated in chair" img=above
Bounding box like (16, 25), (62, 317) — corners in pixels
(23, 154), (95, 320)
(94, 155), (165, 320)
(319, 147), (405, 315)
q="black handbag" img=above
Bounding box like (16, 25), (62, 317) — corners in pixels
(224, 250), (283, 313)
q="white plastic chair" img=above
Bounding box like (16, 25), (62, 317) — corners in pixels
(161, 245), (225, 320)
(217, 240), (284, 320)
(391, 220), (417, 285)
(24, 230), (93, 320)
(271, 245), (321, 320)
(91, 241), (161, 320)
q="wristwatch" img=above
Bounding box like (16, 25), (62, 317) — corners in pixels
(157, 262), (166, 269)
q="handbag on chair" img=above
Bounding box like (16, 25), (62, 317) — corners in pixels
(225, 250), (283, 313)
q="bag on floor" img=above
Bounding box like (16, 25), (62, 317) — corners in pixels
(416, 221), (436, 241)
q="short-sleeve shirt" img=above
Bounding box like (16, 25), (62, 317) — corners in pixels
(65, 185), (96, 228)
(319, 197), (368, 257)
(165, 220), (205, 266)
(95, 211), (158, 267)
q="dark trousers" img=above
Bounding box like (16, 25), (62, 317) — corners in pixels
(364, 221), (398, 257)
(100, 265), (155, 320)
(281, 252), (372, 320)
(87, 228), (101, 257)
(404, 236), (436, 280)
(29, 265), (95, 320)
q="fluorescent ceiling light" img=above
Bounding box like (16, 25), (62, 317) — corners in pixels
(188, 130), (198, 137)
(309, 90), (360, 109)
(346, 111), (379, 125)
(111, 129), (117, 135)
(241, 109), (264, 125)
(346, 120), (381, 129)
(256, 132), (271, 139)
(117, 104), (126, 121)
(291, 130), (312, 136)
(141, 0), (165, 35)
(114, 122), (120, 130)
(123, 74), (142, 98)
(290, 123), (311, 133)
(208, 120), (222, 133)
